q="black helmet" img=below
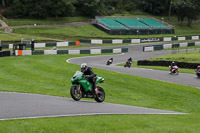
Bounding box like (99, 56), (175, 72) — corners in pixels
(80, 63), (88, 72)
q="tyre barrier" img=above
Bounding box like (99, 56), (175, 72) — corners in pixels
(80, 35), (200, 44)
(1, 41), (79, 49)
(14, 48), (128, 56)
(0, 50), (10, 57)
(138, 60), (200, 69)
(143, 41), (200, 52)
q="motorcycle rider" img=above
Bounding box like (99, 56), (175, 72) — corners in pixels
(108, 58), (113, 64)
(196, 65), (200, 70)
(170, 61), (176, 72)
(128, 57), (132, 63)
(125, 57), (132, 67)
(195, 65), (200, 72)
(109, 58), (113, 62)
(80, 63), (98, 95)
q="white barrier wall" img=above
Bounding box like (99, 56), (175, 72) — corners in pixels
(57, 42), (68, 47)
(179, 42), (188, 47)
(90, 49), (101, 54)
(113, 48), (122, 53)
(178, 37), (186, 41)
(192, 36), (199, 40)
(15, 50), (18, 56)
(35, 43), (46, 48)
(163, 37), (172, 41)
(144, 46), (154, 51)
(112, 39), (123, 44)
(9, 44), (13, 49)
(91, 40), (103, 44)
(44, 50), (57, 55)
(131, 39), (140, 43)
(195, 41), (200, 46)
(22, 50), (32, 55)
(163, 44), (172, 49)
(69, 50), (80, 54)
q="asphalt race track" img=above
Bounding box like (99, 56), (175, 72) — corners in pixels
(1, 44), (195, 120)
(68, 45), (200, 88)
(0, 92), (185, 120)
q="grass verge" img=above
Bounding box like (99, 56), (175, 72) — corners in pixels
(7, 17), (91, 26)
(150, 50), (200, 63)
(1, 54), (200, 132)
(1, 114), (200, 133)
(0, 54), (200, 113)
(13, 24), (200, 41)
(0, 33), (53, 42)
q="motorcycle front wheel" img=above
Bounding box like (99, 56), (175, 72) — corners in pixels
(95, 86), (105, 103)
(70, 86), (82, 101)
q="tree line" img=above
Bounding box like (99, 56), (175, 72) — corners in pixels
(1, 0), (200, 26)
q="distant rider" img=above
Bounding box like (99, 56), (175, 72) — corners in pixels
(80, 63), (98, 94)
(170, 61), (176, 72)
(109, 58), (113, 63)
(195, 65), (200, 71)
(127, 57), (132, 63)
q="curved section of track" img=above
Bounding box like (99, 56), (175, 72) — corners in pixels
(0, 92), (184, 120)
(2, 44), (194, 120)
(68, 45), (200, 88)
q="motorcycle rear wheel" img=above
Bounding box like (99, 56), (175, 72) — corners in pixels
(95, 86), (105, 103)
(175, 71), (179, 75)
(70, 86), (82, 101)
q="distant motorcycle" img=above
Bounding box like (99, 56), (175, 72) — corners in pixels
(106, 58), (113, 65)
(169, 65), (179, 75)
(195, 69), (200, 78)
(124, 61), (132, 68)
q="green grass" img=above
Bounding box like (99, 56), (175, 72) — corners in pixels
(13, 25), (108, 41)
(0, 33), (54, 41)
(7, 17), (91, 26)
(1, 114), (200, 133)
(172, 22), (200, 35)
(1, 54), (200, 132)
(0, 55), (200, 113)
(151, 50), (200, 63)
(13, 23), (200, 41)
(1, 15), (199, 41)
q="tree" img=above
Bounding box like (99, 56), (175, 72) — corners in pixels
(140, 0), (170, 15)
(8, 0), (75, 18)
(74, 0), (107, 17)
(2, 0), (5, 7)
(172, 0), (200, 26)
(49, 0), (75, 18)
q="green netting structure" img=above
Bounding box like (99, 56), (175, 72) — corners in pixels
(139, 19), (167, 29)
(93, 17), (174, 35)
(97, 18), (126, 29)
(116, 19), (149, 29)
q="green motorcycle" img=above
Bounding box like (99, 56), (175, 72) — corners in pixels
(70, 71), (105, 103)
